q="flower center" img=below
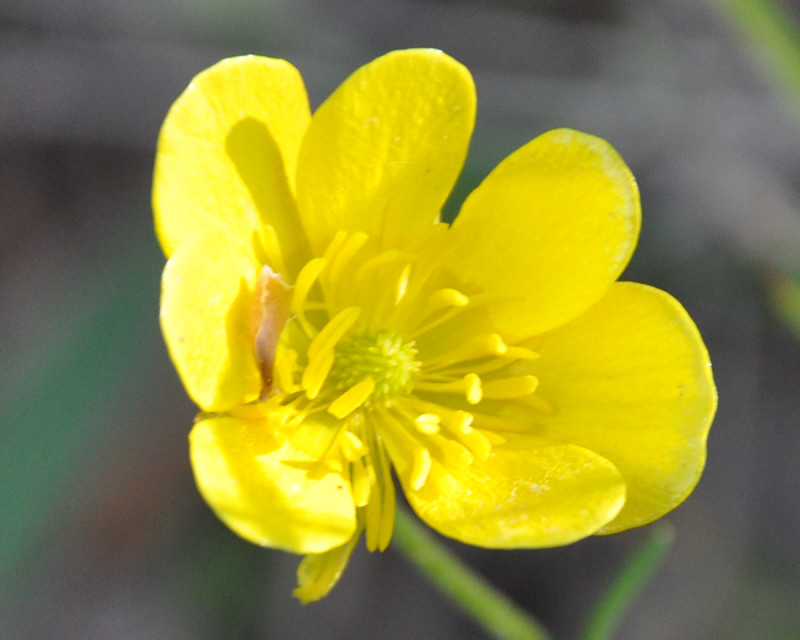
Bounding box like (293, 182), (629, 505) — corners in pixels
(330, 330), (420, 403)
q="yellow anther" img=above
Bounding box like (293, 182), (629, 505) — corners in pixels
(292, 257), (327, 336)
(456, 428), (492, 461)
(340, 430), (369, 460)
(465, 373), (482, 404)
(328, 378), (376, 419)
(253, 224), (287, 277)
(414, 373), (482, 403)
(415, 413), (441, 434)
(307, 306), (361, 361)
(451, 410), (474, 433)
(301, 349), (335, 399)
(481, 375), (538, 399)
(409, 448), (432, 490)
(423, 288), (469, 316)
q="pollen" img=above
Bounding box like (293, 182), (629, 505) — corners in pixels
(330, 330), (420, 403)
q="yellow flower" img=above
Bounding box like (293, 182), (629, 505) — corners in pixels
(154, 49), (717, 603)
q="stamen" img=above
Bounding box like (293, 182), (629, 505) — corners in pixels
(292, 258), (327, 337)
(408, 289), (470, 339)
(414, 413), (441, 434)
(301, 350), (335, 399)
(465, 373), (482, 404)
(407, 398), (474, 434)
(421, 288), (469, 317)
(326, 231), (369, 288)
(401, 397), (497, 461)
(481, 375), (538, 399)
(254, 224), (287, 278)
(409, 448), (432, 490)
(454, 426), (492, 461)
(328, 379), (376, 418)
(415, 373), (483, 404)
(340, 430), (369, 460)
(307, 307), (362, 361)
(423, 333), (507, 370)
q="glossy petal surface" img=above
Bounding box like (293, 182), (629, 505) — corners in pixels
(400, 443), (625, 547)
(447, 129), (640, 339)
(296, 49), (475, 254)
(154, 56), (311, 273)
(526, 282), (716, 531)
(190, 416), (357, 554)
(160, 231), (260, 411)
(154, 51), (717, 603)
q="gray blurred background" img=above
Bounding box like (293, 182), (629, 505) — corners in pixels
(2, 1), (800, 638)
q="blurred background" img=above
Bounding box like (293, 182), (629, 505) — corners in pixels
(2, 0), (800, 638)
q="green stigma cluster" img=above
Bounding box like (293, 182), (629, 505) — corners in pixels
(331, 330), (420, 403)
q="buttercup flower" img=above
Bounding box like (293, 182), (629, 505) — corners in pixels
(154, 49), (716, 603)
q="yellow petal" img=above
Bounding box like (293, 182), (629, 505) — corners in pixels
(296, 49), (475, 255)
(446, 128), (641, 340)
(399, 443), (626, 548)
(525, 282), (717, 532)
(153, 55), (311, 275)
(160, 231), (260, 411)
(190, 416), (357, 554)
(293, 532), (361, 604)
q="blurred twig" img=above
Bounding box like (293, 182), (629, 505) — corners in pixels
(580, 524), (675, 640)
(393, 507), (553, 640)
(708, 0), (800, 122)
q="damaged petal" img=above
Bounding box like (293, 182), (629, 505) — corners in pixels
(251, 265), (292, 396)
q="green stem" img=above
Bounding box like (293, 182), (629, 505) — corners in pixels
(580, 523), (675, 640)
(392, 507), (552, 640)
(707, 0), (800, 111)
